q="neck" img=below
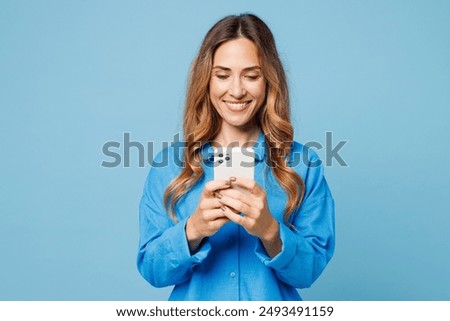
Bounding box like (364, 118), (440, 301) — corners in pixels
(213, 123), (260, 148)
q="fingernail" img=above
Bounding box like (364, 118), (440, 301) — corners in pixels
(229, 176), (236, 182)
(214, 192), (222, 199)
(221, 206), (227, 212)
(225, 179), (231, 186)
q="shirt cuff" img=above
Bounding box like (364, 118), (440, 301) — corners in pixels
(167, 216), (211, 266)
(254, 223), (297, 270)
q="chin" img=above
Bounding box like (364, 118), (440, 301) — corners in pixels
(226, 118), (256, 129)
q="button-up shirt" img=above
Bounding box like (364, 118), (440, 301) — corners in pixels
(137, 132), (335, 300)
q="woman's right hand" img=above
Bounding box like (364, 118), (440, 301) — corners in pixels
(185, 179), (232, 252)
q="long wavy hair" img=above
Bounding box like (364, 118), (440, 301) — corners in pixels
(163, 13), (305, 225)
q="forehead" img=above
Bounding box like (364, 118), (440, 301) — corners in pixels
(213, 38), (260, 67)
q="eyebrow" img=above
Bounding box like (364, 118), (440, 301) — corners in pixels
(212, 65), (262, 72)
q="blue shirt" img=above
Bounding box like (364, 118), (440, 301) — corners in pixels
(137, 132), (335, 300)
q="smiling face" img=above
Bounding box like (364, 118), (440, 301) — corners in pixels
(209, 37), (267, 134)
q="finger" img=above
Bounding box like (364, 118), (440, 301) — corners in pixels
(219, 188), (247, 202)
(209, 217), (230, 230)
(202, 208), (229, 221)
(219, 188), (264, 217)
(213, 190), (240, 212)
(203, 179), (232, 196)
(200, 196), (223, 209)
(220, 205), (246, 226)
(217, 194), (255, 217)
(229, 177), (263, 196)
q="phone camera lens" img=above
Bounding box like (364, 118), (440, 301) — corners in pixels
(225, 157), (230, 161)
(218, 153), (223, 157)
(218, 159), (223, 164)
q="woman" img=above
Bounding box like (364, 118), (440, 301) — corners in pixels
(137, 13), (335, 300)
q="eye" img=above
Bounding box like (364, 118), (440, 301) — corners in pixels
(215, 74), (229, 80)
(245, 74), (261, 81)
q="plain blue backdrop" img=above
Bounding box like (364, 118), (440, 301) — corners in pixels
(1, 0), (449, 300)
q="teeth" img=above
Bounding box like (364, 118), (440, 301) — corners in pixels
(225, 101), (249, 109)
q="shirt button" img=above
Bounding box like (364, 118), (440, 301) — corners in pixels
(230, 272), (236, 278)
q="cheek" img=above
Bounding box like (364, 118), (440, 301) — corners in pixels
(209, 80), (228, 99)
(209, 83), (222, 110)
(251, 82), (267, 100)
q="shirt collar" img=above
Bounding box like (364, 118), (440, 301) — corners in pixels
(201, 131), (266, 163)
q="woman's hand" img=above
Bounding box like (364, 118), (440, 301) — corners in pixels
(185, 179), (232, 252)
(214, 177), (282, 258)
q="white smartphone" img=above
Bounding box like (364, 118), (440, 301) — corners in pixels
(213, 147), (255, 194)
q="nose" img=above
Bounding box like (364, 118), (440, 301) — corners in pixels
(229, 77), (246, 98)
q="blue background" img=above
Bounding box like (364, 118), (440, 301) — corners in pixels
(1, 0), (449, 300)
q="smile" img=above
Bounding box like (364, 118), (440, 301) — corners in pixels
(223, 100), (251, 111)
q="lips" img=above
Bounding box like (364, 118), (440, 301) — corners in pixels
(223, 100), (251, 111)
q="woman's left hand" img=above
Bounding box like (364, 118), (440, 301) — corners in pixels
(214, 177), (282, 257)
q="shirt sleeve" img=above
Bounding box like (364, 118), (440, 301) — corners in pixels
(254, 146), (335, 289)
(136, 149), (211, 288)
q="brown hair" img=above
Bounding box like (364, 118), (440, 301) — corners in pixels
(163, 13), (305, 225)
